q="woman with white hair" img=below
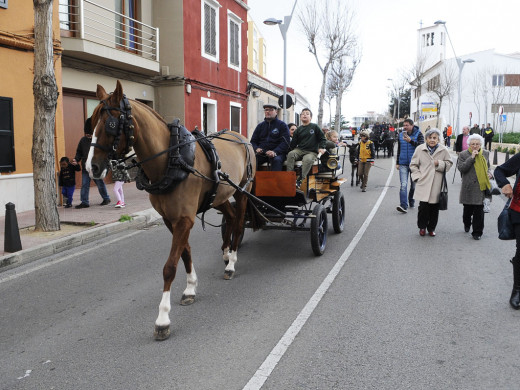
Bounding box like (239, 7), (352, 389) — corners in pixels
(457, 134), (492, 240)
(410, 128), (453, 236)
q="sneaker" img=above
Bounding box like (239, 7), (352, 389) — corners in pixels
(396, 206), (407, 213)
(409, 202), (415, 208)
(362, 187), (366, 192)
(100, 199), (111, 206)
(75, 203), (89, 209)
(64, 204), (72, 208)
(115, 201), (125, 208)
(483, 198), (491, 213)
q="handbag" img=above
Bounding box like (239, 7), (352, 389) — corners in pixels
(484, 178), (501, 197)
(498, 198), (516, 240)
(438, 166), (448, 211)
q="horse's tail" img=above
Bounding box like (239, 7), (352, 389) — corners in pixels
(246, 198), (265, 231)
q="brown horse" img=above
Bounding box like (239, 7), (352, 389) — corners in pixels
(86, 81), (255, 340)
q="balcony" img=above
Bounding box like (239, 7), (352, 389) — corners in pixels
(59, 0), (160, 75)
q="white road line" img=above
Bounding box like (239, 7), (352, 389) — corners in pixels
(0, 231), (142, 285)
(243, 160), (395, 390)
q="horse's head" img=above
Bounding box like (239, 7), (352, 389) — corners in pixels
(87, 80), (135, 179)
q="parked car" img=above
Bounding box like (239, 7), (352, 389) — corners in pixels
(339, 129), (354, 141)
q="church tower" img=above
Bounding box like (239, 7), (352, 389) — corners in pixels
(417, 23), (447, 70)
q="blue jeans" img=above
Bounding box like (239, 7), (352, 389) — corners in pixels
(80, 170), (110, 205)
(399, 165), (415, 209)
(61, 185), (75, 206)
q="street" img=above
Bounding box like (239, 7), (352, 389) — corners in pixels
(1, 155), (519, 390)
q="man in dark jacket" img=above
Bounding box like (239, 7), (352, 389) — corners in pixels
(250, 104), (290, 171)
(72, 117), (111, 209)
(396, 119), (424, 213)
(483, 123), (495, 151)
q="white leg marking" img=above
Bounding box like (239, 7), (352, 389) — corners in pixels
(183, 267), (198, 297)
(223, 247), (230, 261)
(155, 291), (171, 327)
(225, 250), (238, 273)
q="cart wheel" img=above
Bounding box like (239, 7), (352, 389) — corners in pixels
(310, 204), (328, 256)
(220, 202), (245, 248)
(332, 191), (345, 234)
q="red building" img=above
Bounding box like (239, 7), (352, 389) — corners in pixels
(155, 0), (249, 137)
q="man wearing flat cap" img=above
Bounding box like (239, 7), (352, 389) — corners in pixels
(250, 103), (290, 171)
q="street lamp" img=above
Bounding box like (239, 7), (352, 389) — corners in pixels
(434, 20), (475, 137)
(387, 78), (401, 127)
(264, 0), (298, 123)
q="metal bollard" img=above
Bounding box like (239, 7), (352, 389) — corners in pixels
(493, 149), (498, 165)
(4, 202), (22, 253)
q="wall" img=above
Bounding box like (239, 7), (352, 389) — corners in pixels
(0, 1), (65, 212)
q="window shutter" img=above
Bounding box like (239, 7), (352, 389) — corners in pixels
(0, 97), (15, 172)
(210, 7), (216, 55)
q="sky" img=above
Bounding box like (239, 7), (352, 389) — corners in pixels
(247, 0), (520, 123)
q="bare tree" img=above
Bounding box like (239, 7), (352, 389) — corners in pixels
(429, 64), (457, 128)
(406, 53), (428, 122)
(298, 0), (358, 127)
(33, 0), (60, 231)
(330, 53), (360, 132)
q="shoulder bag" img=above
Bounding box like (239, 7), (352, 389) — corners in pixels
(438, 166), (448, 211)
(498, 198), (516, 240)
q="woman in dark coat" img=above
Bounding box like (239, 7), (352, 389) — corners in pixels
(457, 134), (492, 240)
(495, 153), (520, 309)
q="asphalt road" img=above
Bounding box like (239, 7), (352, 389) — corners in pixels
(1, 154), (518, 390)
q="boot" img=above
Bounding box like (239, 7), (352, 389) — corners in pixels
(510, 257), (520, 310)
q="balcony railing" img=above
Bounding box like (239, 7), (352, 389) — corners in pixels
(59, 0), (159, 61)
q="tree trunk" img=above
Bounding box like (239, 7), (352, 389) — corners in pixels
(33, 0), (60, 231)
(318, 63), (331, 128)
(334, 90), (343, 132)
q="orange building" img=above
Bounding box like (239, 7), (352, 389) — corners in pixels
(0, 1), (65, 212)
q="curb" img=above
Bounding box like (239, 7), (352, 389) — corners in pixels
(0, 208), (162, 272)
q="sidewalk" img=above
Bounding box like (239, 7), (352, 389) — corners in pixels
(0, 184), (162, 271)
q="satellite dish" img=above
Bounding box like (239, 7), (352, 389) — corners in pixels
(278, 94), (293, 109)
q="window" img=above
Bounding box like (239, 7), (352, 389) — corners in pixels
(230, 103), (241, 133)
(116, 0), (139, 52)
(201, 97), (217, 135)
(0, 97), (15, 172)
(505, 74), (520, 87)
(427, 75), (440, 91)
(0, 0), (7, 9)
(430, 32), (434, 46)
(493, 74), (504, 87)
(202, 0), (220, 62)
(228, 11), (243, 71)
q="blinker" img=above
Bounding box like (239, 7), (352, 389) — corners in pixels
(105, 115), (119, 136)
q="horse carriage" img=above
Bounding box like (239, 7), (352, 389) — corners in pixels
(87, 81), (348, 340)
(228, 148), (348, 256)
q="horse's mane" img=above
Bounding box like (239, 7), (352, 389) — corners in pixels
(130, 99), (168, 125)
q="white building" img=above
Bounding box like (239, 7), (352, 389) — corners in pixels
(410, 23), (520, 135)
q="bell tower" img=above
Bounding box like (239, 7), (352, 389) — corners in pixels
(417, 23), (447, 70)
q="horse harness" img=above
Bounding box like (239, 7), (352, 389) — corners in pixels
(91, 96), (254, 215)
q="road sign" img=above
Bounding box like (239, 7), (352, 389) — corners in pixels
(499, 106), (504, 115)
(469, 112), (472, 118)
(501, 114), (507, 122)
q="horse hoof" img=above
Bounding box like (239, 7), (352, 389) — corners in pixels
(180, 294), (195, 306)
(154, 324), (171, 341)
(224, 270), (235, 280)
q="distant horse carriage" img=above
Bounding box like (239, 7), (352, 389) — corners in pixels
(87, 81), (349, 341)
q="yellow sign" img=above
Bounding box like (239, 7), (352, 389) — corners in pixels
(421, 102), (437, 112)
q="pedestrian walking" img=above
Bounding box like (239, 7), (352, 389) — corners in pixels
(457, 134), (492, 240)
(73, 117), (111, 208)
(354, 130), (375, 192)
(494, 153), (520, 309)
(110, 161), (131, 208)
(58, 156), (81, 208)
(409, 128), (453, 236)
(396, 118), (424, 213)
